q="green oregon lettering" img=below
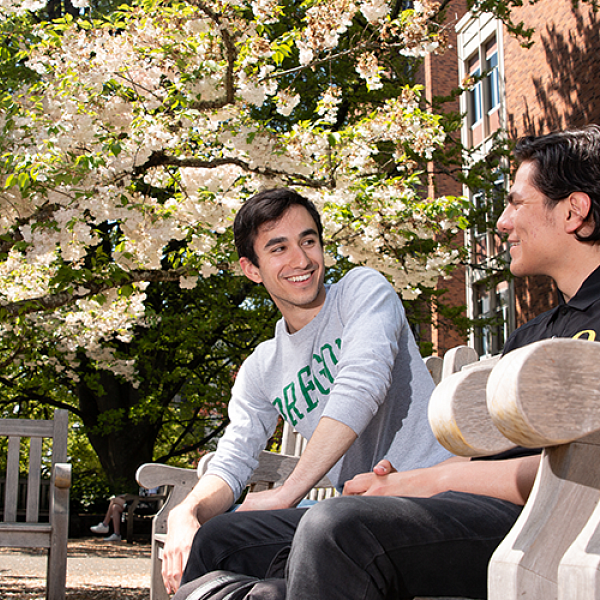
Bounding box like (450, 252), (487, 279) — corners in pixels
(272, 339), (343, 422)
(284, 382), (304, 426)
(298, 366), (319, 413)
(321, 343), (339, 365)
(312, 354), (331, 394)
(573, 329), (597, 341)
(272, 397), (286, 421)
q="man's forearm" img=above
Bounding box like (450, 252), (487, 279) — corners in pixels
(343, 455), (541, 506)
(441, 455), (540, 505)
(182, 473), (235, 523)
(279, 417), (358, 504)
(162, 474), (234, 594)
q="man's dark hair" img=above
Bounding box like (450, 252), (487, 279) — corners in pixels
(234, 188), (324, 266)
(514, 125), (600, 241)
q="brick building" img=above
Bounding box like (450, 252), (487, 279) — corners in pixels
(419, 0), (600, 356)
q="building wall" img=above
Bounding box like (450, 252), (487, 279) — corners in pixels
(422, 0), (600, 355)
(504, 0), (600, 137)
(417, 0), (469, 355)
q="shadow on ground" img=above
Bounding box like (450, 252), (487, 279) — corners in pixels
(2, 586), (148, 600)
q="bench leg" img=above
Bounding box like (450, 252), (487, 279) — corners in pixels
(46, 482), (70, 600)
(489, 438), (600, 600)
(558, 494), (600, 600)
(151, 539), (170, 600)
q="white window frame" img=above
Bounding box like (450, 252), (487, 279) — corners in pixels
(457, 13), (505, 151)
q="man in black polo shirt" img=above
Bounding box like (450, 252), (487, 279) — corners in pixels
(173, 126), (600, 600)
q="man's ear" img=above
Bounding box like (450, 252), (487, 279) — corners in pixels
(239, 257), (263, 284)
(565, 192), (592, 235)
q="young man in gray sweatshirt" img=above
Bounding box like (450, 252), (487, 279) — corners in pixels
(161, 187), (451, 593)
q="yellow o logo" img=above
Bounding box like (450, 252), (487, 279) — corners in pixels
(573, 330), (597, 341)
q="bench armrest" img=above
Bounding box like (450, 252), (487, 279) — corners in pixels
(487, 338), (600, 447)
(53, 463), (72, 489)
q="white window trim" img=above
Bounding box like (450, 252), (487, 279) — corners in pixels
(456, 12), (505, 153)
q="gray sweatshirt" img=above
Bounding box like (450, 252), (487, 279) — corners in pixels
(206, 267), (451, 499)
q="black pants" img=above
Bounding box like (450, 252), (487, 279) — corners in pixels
(182, 491), (522, 600)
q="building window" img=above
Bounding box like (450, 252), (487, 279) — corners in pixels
(457, 14), (504, 149)
(471, 169), (506, 263)
(474, 280), (511, 356)
(486, 38), (500, 111)
(468, 55), (483, 126)
(467, 168), (513, 356)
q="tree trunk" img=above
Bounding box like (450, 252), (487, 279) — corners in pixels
(77, 372), (161, 492)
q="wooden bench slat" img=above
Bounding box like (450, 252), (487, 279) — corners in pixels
(5, 436), (20, 522)
(428, 360), (515, 457)
(0, 419), (55, 437)
(27, 436), (42, 523)
(0, 521), (53, 533)
(440, 345), (479, 381)
(0, 527), (52, 548)
(51, 409), (68, 463)
(487, 339), (600, 448)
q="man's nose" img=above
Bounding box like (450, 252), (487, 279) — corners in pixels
(496, 205), (513, 234)
(290, 244), (310, 268)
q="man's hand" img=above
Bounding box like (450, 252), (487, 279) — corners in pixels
(161, 474), (235, 593)
(343, 461), (445, 498)
(162, 503), (200, 594)
(236, 486), (299, 512)
(341, 459), (397, 495)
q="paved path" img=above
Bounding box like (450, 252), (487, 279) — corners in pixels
(0, 537), (151, 592)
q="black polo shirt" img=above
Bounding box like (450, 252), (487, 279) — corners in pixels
(503, 263), (600, 355)
(475, 263), (600, 462)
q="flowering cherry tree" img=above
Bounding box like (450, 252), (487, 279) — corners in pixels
(0, 0), (468, 373)
(0, 0), (471, 485)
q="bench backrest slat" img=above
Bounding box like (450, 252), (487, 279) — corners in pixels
(0, 419), (55, 437)
(4, 436), (21, 522)
(51, 410), (68, 464)
(27, 437), (42, 522)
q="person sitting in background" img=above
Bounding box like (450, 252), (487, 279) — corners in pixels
(90, 494), (127, 542)
(91, 486), (160, 542)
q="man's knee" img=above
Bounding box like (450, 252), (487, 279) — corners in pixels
(192, 512), (231, 552)
(293, 497), (359, 550)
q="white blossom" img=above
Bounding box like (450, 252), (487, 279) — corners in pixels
(0, 0), (463, 381)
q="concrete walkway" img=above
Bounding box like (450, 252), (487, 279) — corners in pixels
(0, 537), (151, 593)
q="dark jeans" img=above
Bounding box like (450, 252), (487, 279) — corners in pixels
(182, 491), (522, 600)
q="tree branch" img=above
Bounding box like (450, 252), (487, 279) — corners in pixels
(134, 151), (333, 189)
(0, 268), (190, 317)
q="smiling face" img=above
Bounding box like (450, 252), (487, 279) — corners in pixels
(239, 204), (326, 332)
(496, 161), (567, 279)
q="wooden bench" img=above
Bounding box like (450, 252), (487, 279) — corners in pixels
(136, 422), (335, 600)
(429, 337), (600, 600)
(0, 408), (71, 600)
